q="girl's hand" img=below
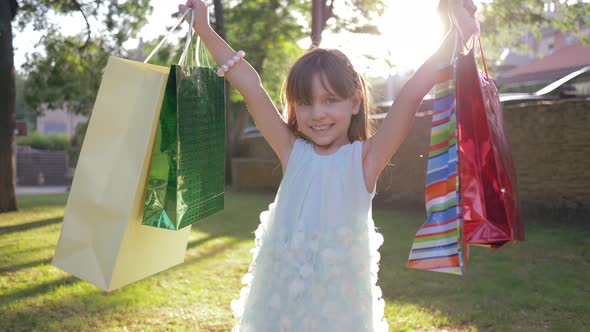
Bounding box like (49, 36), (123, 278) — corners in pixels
(178, 0), (211, 34)
(431, 0), (478, 68)
(449, 0), (479, 44)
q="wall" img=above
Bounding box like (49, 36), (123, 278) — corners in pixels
(501, 98), (590, 220)
(231, 98), (590, 221)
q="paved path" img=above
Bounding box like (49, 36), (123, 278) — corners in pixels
(16, 186), (69, 195)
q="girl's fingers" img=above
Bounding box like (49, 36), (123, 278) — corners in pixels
(463, 0), (477, 17)
(178, 4), (192, 23)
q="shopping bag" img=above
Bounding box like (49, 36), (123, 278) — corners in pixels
(52, 56), (191, 291)
(407, 35), (524, 275)
(407, 66), (467, 275)
(455, 40), (524, 248)
(52, 11), (201, 291)
(142, 64), (225, 231)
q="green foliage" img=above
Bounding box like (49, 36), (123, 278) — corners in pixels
(15, 0), (152, 46)
(262, 39), (305, 104)
(22, 31), (110, 116)
(330, 0), (385, 35)
(141, 38), (182, 67)
(223, 0), (307, 104)
(16, 132), (70, 151)
(223, 0), (384, 103)
(15, 73), (31, 121)
(18, 0), (386, 118)
(66, 121), (89, 166)
(479, 0), (590, 62)
(15, 0), (153, 116)
(141, 33), (215, 68)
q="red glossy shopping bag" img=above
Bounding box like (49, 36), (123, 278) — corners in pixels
(455, 39), (525, 248)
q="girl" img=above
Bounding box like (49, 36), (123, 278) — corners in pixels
(178, 1), (477, 331)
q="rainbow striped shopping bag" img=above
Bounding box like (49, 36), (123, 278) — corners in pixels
(407, 66), (468, 275)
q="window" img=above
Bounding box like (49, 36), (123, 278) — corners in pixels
(44, 122), (67, 134)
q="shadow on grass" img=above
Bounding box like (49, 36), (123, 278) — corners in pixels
(0, 275), (80, 306)
(373, 212), (590, 332)
(0, 280), (132, 332)
(0, 258), (52, 274)
(6, 191), (587, 331)
(0, 217), (62, 235)
(4, 244), (55, 256)
(184, 238), (242, 266)
(188, 191), (275, 244)
(186, 233), (221, 250)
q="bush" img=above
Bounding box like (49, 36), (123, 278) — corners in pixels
(17, 132), (70, 151)
(66, 121), (89, 166)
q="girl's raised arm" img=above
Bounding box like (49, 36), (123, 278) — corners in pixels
(179, 1), (296, 169)
(362, 0), (478, 189)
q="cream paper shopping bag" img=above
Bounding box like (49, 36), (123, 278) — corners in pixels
(52, 56), (191, 292)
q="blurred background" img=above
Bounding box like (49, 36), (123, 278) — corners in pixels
(3, 0), (589, 219)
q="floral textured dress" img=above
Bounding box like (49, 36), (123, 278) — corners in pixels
(230, 138), (389, 332)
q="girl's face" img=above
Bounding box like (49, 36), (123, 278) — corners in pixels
(295, 74), (360, 154)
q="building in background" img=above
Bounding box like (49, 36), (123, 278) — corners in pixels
(495, 26), (590, 92)
(36, 108), (87, 136)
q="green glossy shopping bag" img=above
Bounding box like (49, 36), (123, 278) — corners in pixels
(142, 11), (226, 230)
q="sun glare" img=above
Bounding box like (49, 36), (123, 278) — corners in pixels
(14, 0), (477, 77)
(315, 0), (445, 77)
(377, 0), (445, 69)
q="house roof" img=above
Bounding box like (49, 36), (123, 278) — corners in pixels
(497, 43), (590, 85)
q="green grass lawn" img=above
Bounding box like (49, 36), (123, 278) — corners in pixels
(1, 192), (589, 332)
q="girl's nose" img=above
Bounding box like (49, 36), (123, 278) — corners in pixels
(310, 105), (326, 119)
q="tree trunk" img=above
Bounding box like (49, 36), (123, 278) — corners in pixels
(311, 0), (333, 47)
(311, 0), (323, 47)
(0, 0), (18, 212)
(212, 0), (235, 185)
(212, 0), (225, 40)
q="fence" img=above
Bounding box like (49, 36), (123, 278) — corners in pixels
(16, 146), (68, 186)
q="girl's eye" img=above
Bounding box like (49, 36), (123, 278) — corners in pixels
(326, 98), (338, 104)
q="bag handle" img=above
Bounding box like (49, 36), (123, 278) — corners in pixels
(462, 32), (490, 80)
(448, 7), (489, 80)
(178, 10), (195, 66)
(144, 8), (210, 67)
(476, 34), (490, 80)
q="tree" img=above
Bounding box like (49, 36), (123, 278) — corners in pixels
(478, 0), (590, 64)
(311, 0), (384, 47)
(17, 0), (153, 117)
(0, 0), (153, 213)
(5, 0), (388, 200)
(0, 0), (19, 212)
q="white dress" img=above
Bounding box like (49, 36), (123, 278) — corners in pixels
(231, 137), (389, 332)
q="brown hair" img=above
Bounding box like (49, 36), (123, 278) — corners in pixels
(282, 48), (376, 142)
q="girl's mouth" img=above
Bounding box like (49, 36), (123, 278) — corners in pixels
(311, 124), (334, 132)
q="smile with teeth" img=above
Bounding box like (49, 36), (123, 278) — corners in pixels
(311, 124), (334, 131)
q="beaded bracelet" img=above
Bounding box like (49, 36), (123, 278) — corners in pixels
(216, 50), (246, 77)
